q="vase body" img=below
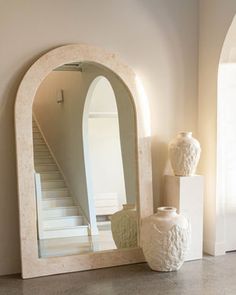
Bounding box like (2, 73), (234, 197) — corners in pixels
(110, 204), (138, 249)
(169, 132), (201, 176)
(141, 207), (190, 272)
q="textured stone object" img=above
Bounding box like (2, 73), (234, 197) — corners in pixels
(141, 207), (190, 272)
(169, 132), (201, 176)
(110, 204), (138, 249)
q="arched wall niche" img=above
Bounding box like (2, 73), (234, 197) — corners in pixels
(216, 15), (236, 255)
(15, 44), (153, 278)
(198, 11), (236, 257)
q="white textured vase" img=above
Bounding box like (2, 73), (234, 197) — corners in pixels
(169, 132), (201, 176)
(110, 204), (138, 249)
(141, 207), (190, 272)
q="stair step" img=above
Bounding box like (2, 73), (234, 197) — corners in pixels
(33, 142), (47, 147)
(34, 148), (51, 154)
(35, 158), (55, 164)
(43, 216), (84, 229)
(34, 153), (52, 159)
(33, 138), (45, 144)
(42, 225), (89, 239)
(33, 132), (43, 139)
(42, 197), (73, 208)
(33, 131), (40, 136)
(40, 171), (63, 181)
(42, 188), (69, 198)
(35, 164), (58, 172)
(42, 206), (79, 218)
(33, 145), (48, 152)
(33, 119), (89, 240)
(41, 180), (66, 189)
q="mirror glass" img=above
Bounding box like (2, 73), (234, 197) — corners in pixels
(32, 62), (138, 258)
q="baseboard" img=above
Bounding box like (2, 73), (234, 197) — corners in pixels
(204, 239), (226, 256)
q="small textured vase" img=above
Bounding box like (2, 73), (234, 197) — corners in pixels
(110, 204), (138, 249)
(169, 132), (201, 176)
(141, 207), (190, 272)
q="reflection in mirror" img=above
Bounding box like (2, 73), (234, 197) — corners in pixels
(32, 62), (138, 258)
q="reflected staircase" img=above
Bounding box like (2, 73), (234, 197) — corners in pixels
(33, 118), (89, 239)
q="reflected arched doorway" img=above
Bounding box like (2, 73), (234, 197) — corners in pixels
(83, 76), (127, 241)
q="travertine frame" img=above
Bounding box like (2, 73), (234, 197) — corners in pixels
(15, 44), (153, 279)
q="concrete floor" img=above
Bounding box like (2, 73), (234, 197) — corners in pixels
(1, 253), (236, 295)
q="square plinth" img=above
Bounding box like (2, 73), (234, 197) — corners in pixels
(163, 175), (204, 261)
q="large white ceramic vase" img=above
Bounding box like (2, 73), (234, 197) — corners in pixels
(141, 207), (190, 272)
(169, 132), (201, 176)
(110, 204), (138, 249)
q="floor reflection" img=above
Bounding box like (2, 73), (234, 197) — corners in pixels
(38, 228), (116, 258)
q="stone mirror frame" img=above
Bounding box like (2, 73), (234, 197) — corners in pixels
(15, 44), (153, 279)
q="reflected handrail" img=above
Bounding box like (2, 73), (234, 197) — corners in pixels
(34, 171), (43, 240)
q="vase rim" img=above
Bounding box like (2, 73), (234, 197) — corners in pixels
(157, 206), (177, 213)
(178, 131), (192, 137)
(123, 204), (135, 210)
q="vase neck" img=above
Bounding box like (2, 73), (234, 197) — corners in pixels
(157, 207), (177, 217)
(123, 204), (135, 210)
(178, 131), (192, 138)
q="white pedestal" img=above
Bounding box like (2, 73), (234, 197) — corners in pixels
(163, 175), (204, 261)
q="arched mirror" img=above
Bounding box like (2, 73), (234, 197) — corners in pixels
(15, 44), (153, 278)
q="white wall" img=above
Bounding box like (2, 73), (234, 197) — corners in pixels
(0, 0), (199, 275)
(198, 0), (236, 255)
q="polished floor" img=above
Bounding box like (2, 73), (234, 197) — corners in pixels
(1, 253), (236, 294)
